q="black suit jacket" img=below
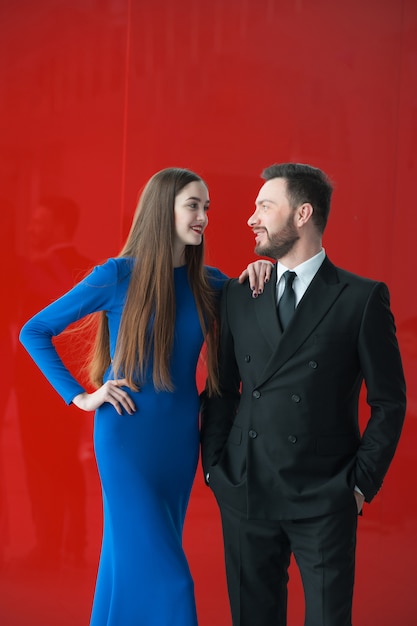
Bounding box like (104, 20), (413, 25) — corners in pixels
(200, 258), (406, 520)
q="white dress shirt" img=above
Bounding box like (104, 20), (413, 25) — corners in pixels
(276, 248), (326, 306)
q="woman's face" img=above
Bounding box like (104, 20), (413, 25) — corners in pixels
(173, 180), (209, 264)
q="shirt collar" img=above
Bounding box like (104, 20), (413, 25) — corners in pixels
(277, 248), (326, 289)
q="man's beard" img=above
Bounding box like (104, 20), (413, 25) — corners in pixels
(255, 215), (299, 260)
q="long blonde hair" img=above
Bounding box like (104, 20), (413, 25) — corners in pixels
(89, 168), (220, 395)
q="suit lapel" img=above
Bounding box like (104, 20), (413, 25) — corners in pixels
(254, 258), (347, 387)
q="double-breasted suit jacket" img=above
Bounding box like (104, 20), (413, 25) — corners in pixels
(201, 257), (406, 520)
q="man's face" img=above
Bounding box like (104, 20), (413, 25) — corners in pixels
(247, 177), (299, 259)
(28, 205), (55, 253)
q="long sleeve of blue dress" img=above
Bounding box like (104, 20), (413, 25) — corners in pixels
(19, 257), (132, 403)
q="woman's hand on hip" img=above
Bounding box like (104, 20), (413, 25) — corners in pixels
(72, 379), (136, 415)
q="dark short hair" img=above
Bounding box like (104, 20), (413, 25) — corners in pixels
(261, 163), (333, 233)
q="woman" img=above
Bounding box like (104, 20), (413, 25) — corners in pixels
(19, 167), (270, 625)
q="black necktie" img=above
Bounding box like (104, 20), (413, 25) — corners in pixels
(278, 270), (297, 331)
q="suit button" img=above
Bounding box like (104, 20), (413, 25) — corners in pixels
(245, 355), (251, 363)
(249, 430), (258, 439)
(288, 435), (297, 444)
(291, 394), (301, 403)
(253, 390), (261, 399)
(309, 361), (318, 369)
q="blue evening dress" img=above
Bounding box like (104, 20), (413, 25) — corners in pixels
(19, 257), (227, 626)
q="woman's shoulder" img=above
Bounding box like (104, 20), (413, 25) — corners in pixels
(204, 265), (228, 290)
(85, 256), (134, 285)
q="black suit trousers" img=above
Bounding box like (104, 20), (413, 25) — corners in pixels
(219, 500), (358, 626)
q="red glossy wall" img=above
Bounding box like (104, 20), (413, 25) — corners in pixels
(1, 1), (416, 624)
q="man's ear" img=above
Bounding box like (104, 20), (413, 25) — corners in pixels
(296, 202), (314, 226)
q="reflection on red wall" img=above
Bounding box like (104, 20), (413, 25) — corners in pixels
(1, 1), (416, 624)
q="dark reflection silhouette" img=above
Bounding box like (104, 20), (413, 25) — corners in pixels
(0, 199), (18, 569)
(14, 196), (92, 570)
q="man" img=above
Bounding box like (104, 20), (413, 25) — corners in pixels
(200, 163), (406, 626)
